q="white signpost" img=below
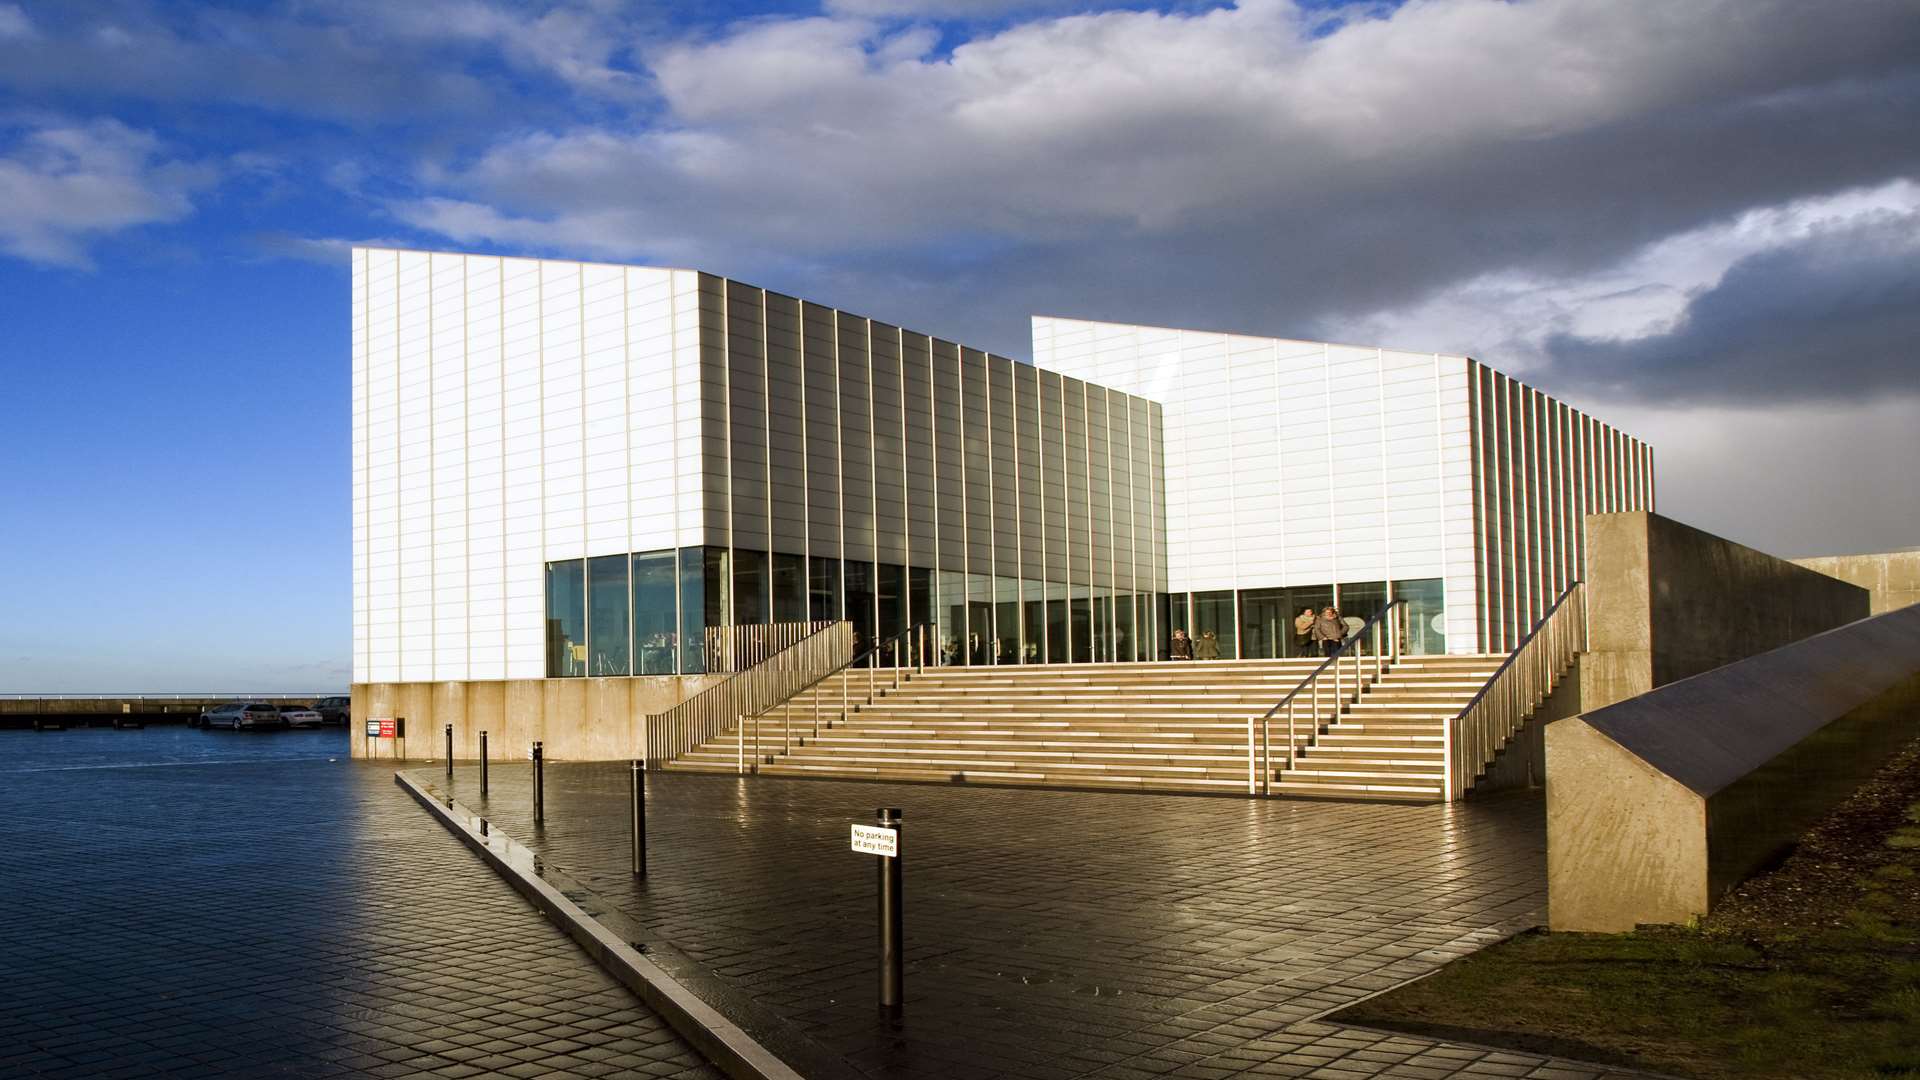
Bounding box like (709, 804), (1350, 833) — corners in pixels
(851, 822), (899, 858)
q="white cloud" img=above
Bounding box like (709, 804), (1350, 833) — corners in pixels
(0, 3), (33, 40)
(398, 0), (1919, 270)
(0, 119), (211, 267)
(1340, 179), (1920, 371)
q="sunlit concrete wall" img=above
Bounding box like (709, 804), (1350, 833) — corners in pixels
(348, 674), (726, 762)
(1584, 512), (1872, 712)
(1547, 603), (1920, 932)
(1792, 549), (1920, 616)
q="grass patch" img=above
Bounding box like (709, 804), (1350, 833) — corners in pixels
(1335, 736), (1920, 1079)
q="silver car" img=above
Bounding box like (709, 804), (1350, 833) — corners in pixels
(279, 706), (323, 729)
(201, 703), (287, 731)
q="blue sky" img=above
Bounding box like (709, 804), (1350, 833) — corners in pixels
(2, 0), (1916, 691)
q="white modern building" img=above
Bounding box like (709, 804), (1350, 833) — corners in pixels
(352, 248), (1652, 698)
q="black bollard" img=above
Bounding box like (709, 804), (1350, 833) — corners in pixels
(445, 724), (454, 777)
(480, 730), (489, 796)
(532, 741), (544, 825)
(630, 760), (647, 876)
(876, 807), (903, 1011)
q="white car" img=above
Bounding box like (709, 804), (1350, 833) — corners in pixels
(279, 706), (323, 729)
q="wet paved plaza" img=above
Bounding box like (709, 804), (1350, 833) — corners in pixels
(422, 763), (1661, 1080)
(0, 728), (716, 1080)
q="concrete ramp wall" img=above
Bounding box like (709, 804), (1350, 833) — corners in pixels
(1546, 603), (1920, 931)
(1584, 512), (1872, 713)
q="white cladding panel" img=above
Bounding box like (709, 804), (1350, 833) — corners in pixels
(1034, 316), (1481, 654)
(352, 250), (695, 684)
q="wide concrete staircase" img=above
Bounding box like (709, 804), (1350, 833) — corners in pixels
(661, 654), (1505, 801)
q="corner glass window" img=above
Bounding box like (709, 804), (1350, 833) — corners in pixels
(772, 553), (808, 623)
(633, 550), (678, 675)
(679, 547), (708, 674)
(588, 555), (631, 677)
(545, 560), (586, 678)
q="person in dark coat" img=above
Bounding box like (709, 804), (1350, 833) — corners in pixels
(1169, 629), (1194, 660)
(1311, 606), (1346, 658)
(1194, 630), (1221, 660)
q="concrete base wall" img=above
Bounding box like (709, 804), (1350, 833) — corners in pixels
(1584, 512), (1871, 712)
(1792, 549), (1920, 616)
(349, 675), (726, 762)
(1547, 604), (1920, 932)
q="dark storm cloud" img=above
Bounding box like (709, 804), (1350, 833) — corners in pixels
(1540, 216), (1920, 406)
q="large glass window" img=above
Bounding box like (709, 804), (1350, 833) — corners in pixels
(679, 548), (707, 674)
(1192, 590), (1235, 660)
(937, 570), (965, 666)
(909, 567), (932, 654)
(633, 550), (678, 675)
(995, 577), (1021, 665)
(588, 555), (630, 676)
(772, 552), (808, 623)
(1161, 592), (1184, 660)
(1393, 578), (1447, 656)
(733, 548), (771, 626)
(1022, 579), (1044, 664)
(1070, 587), (1092, 664)
(545, 560), (586, 678)
(1115, 591), (1136, 662)
(1092, 590), (1112, 664)
(1046, 581), (1068, 664)
(967, 572), (993, 665)
(809, 556), (841, 624)
(1237, 587), (1288, 660)
(1338, 580), (1388, 649)
(878, 563), (906, 653)
(701, 547), (730, 670)
(845, 559), (875, 655)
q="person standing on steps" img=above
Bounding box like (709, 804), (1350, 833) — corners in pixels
(1170, 628), (1194, 661)
(1293, 606), (1316, 657)
(1312, 606), (1345, 658)
(1194, 630), (1221, 661)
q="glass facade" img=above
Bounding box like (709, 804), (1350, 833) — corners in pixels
(1159, 578), (1449, 660)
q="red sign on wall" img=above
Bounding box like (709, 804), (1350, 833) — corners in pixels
(377, 718), (397, 739)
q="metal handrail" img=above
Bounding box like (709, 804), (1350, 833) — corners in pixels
(741, 621), (935, 774)
(1248, 599), (1408, 795)
(1445, 580), (1587, 800)
(643, 620), (848, 769)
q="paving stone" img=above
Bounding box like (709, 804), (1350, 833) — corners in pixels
(422, 763), (1668, 1080)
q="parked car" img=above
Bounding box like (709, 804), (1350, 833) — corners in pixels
(200, 702), (288, 731)
(311, 696), (350, 726)
(279, 705), (323, 729)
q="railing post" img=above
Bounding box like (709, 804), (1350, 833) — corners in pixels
(1246, 717), (1256, 795)
(480, 730), (489, 796)
(630, 760), (646, 877)
(1391, 603), (1401, 665)
(1260, 713), (1270, 796)
(532, 741), (544, 825)
(1287, 698), (1296, 770)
